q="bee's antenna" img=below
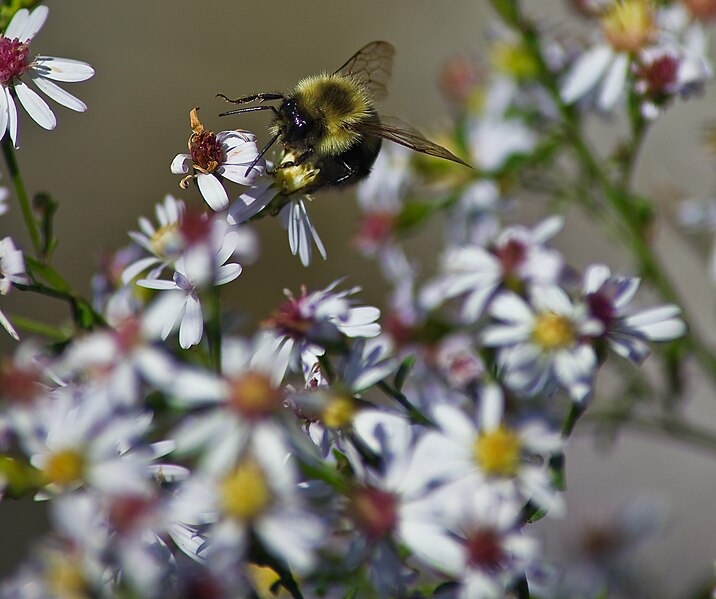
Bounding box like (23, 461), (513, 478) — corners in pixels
(217, 92), (284, 105)
(219, 105), (280, 118)
(245, 132), (280, 177)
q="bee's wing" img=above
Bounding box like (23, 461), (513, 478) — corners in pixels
(355, 116), (472, 168)
(334, 41), (394, 102)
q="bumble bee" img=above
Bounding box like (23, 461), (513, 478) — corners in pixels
(217, 41), (470, 195)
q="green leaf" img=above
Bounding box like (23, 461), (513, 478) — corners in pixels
(34, 192), (59, 260)
(25, 256), (72, 293)
(393, 354), (416, 391)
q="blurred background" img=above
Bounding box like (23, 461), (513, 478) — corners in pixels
(1, 1), (716, 596)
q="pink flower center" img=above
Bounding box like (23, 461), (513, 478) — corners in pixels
(587, 290), (616, 332)
(466, 528), (507, 572)
(351, 487), (398, 540)
(494, 239), (527, 276)
(637, 55), (679, 98)
(265, 296), (312, 340)
(0, 36), (30, 85)
(353, 212), (396, 251)
(190, 130), (226, 173)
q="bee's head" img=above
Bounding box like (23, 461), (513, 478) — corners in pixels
(279, 98), (313, 143)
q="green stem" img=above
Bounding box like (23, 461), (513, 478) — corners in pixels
(7, 314), (68, 341)
(1, 136), (41, 257)
(376, 380), (433, 426)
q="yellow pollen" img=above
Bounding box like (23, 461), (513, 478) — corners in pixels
(219, 458), (272, 521)
(321, 395), (357, 429)
(274, 154), (320, 195)
(601, 0), (655, 53)
(247, 564), (292, 599)
(46, 554), (88, 599)
(489, 41), (538, 79)
(228, 372), (281, 417)
(474, 427), (522, 477)
(150, 223), (180, 257)
(44, 449), (85, 486)
(532, 312), (575, 350)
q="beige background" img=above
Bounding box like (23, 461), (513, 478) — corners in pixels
(1, 1), (716, 596)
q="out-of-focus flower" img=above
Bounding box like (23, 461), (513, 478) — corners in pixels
(582, 264), (686, 364)
(261, 280), (381, 374)
(170, 426), (324, 581)
(561, 0), (656, 110)
(421, 216), (564, 323)
(0, 236), (29, 340)
(122, 194), (185, 284)
(139, 216), (243, 349)
(171, 108), (264, 211)
(0, 5), (94, 147)
(482, 286), (603, 402)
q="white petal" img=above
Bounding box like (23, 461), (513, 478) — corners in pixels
(196, 173), (228, 211)
(30, 76), (86, 111)
(4, 9), (29, 40)
(171, 153), (191, 175)
(0, 86), (8, 142)
(6, 87), (18, 147)
(179, 295), (203, 349)
(31, 56), (95, 82)
(18, 5), (48, 41)
(215, 263), (242, 285)
(15, 81), (56, 130)
(598, 52), (629, 111)
(561, 45), (614, 103)
(0, 308), (19, 340)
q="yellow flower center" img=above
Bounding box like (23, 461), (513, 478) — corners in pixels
(532, 312), (575, 350)
(150, 223), (181, 257)
(46, 554), (88, 599)
(489, 41), (538, 79)
(44, 449), (85, 486)
(474, 427), (522, 477)
(322, 395), (357, 429)
(219, 458), (273, 521)
(228, 372), (282, 419)
(601, 0), (655, 53)
(247, 564), (292, 599)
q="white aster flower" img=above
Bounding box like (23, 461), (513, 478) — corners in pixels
(171, 108), (264, 211)
(561, 0), (656, 111)
(420, 398), (565, 517)
(433, 486), (542, 599)
(0, 5), (94, 147)
(122, 194), (185, 284)
(582, 264), (686, 364)
(53, 318), (177, 406)
(346, 410), (465, 595)
(228, 162), (326, 266)
(139, 217), (243, 349)
(261, 280), (381, 374)
(482, 287), (603, 402)
(0, 235), (29, 340)
(170, 425), (324, 579)
(16, 388), (157, 498)
(421, 216), (564, 322)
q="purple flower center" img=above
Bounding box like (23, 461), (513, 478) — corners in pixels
(587, 291), (616, 331)
(466, 528), (507, 572)
(494, 239), (527, 275)
(351, 487), (398, 540)
(0, 36), (30, 85)
(638, 55), (679, 97)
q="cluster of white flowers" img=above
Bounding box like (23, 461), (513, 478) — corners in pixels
(1, 2), (714, 598)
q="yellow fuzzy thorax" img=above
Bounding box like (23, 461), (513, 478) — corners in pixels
(292, 73), (374, 156)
